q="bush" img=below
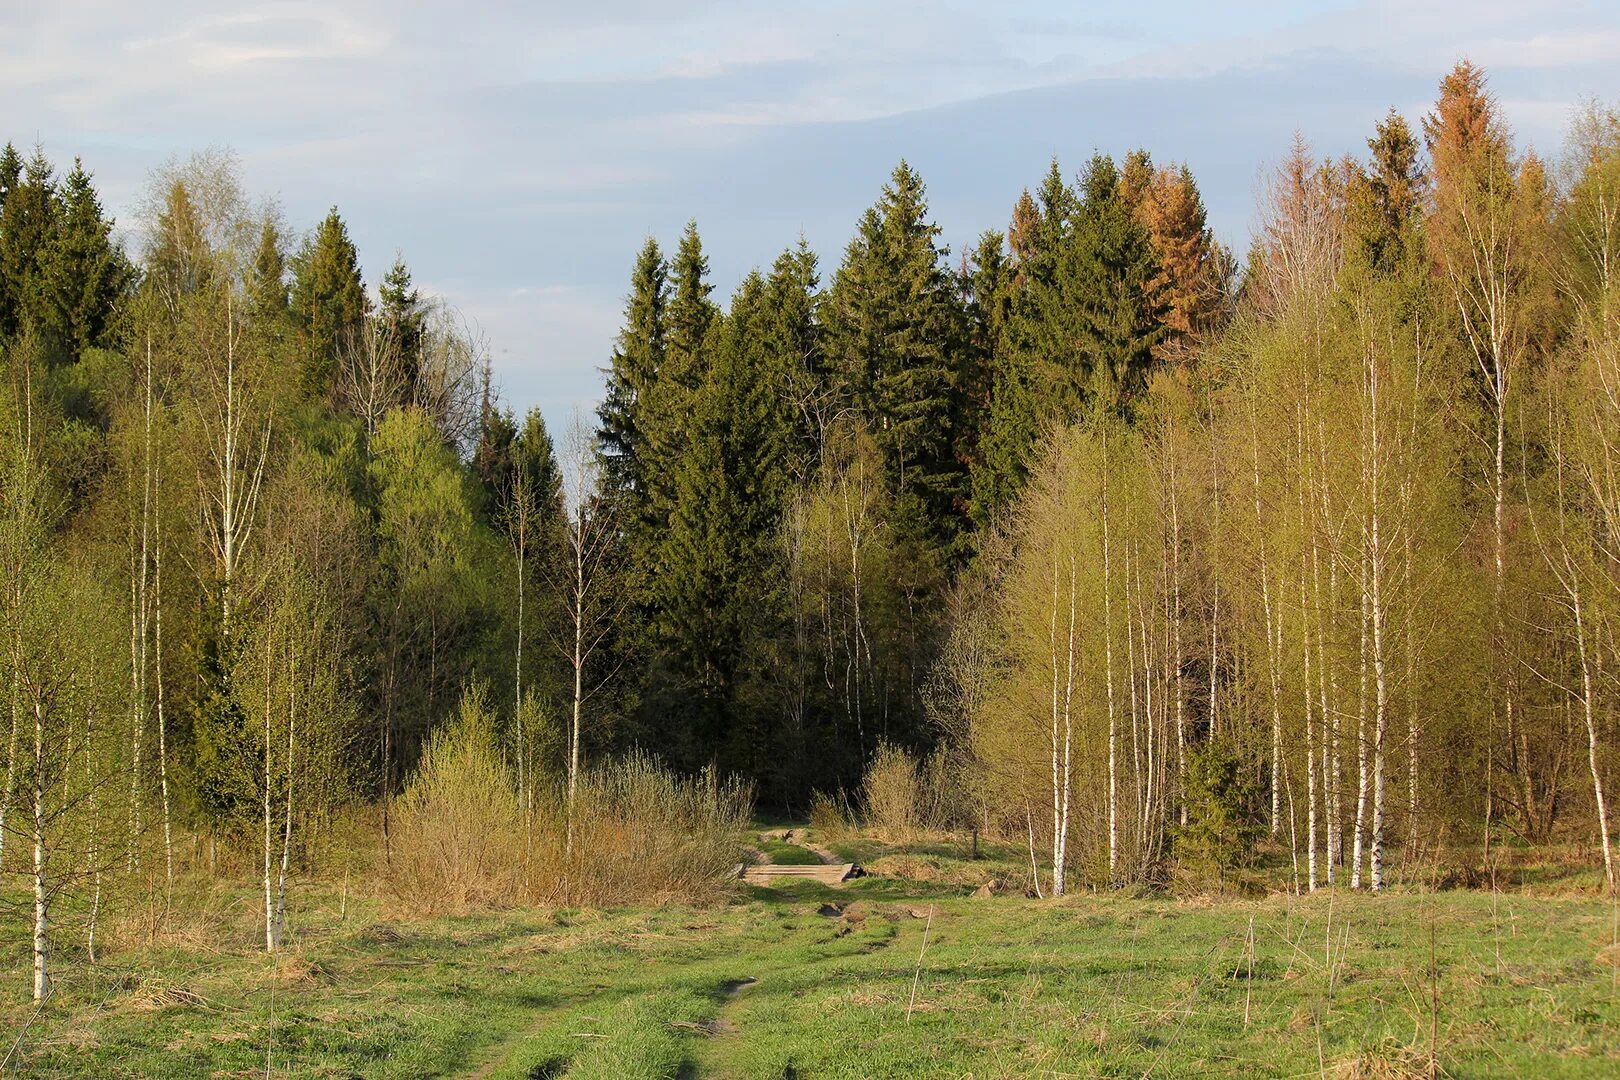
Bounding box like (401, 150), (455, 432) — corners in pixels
(1174, 736), (1264, 885)
(917, 745), (973, 832)
(528, 753), (753, 906)
(386, 689), (753, 911)
(384, 688), (522, 915)
(862, 741), (921, 840)
(809, 790), (856, 839)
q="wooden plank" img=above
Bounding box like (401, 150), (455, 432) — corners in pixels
(739, 863), (860, 886)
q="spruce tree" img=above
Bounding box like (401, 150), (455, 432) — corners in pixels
(761, 238), (823, 470)
(826, 161), (969, 553)
(246, 220), (290, 326)
(973, 155), (1168, 524)
(596, 237), (666, 510)
(40, 157), (131, 358)
(1074, 152), (1167, 401)
(290, 207), (367, 399)
(641, 221), (718, 541)
(654, 271), (799, 768)
(378, 254), (426, 398)
(0, 148), (56, 346)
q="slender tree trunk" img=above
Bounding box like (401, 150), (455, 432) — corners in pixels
(1252, 413), (1283, 833)
(32, 698), (47, 1002)
(1369, 353), (1390, 893)
(1102, 449), (1119, 882)
(156, 519), (172, 891)
(274, 656), (295, 952)
(263, 638), (277, 954)
(85, 698), (100, 963)
(566, 517), (586, 859)
(1, 642), (18, 870)
(1568, 563), (1615, 892)
(1352, 548), (1371, 889)
(1168, 446), (1187, 830)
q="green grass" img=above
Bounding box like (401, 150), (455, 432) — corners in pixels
(3, 846), (1618, 1078)
(756, 838), (825, 866)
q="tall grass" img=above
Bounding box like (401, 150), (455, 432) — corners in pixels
(528, 753), (753, 907)
(385, 695), (752, 914)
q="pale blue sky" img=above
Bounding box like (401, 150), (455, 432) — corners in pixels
(5, 1), (1619, 433)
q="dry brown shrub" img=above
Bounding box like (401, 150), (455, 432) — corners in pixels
(809, 790), (857, 840)
(382, 691), (750, 912)
(525, 753), (753, 906)
(862, 741), (921, 841)
(383, 687), (523, 916)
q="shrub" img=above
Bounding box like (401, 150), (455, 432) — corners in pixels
(809, 790), (856, 839)
(384, 687), (522, 915)
(527, 753), (753, 907)
(1174, 736), (1264, 885)
(386, 689), (752, 911)
(862, 741), (921, 840)
(917, 745), (974, 832)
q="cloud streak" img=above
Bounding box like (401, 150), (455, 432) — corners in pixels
(4, 1), (1619, 435)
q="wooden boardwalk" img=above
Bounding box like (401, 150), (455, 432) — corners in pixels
(738, 862), (862, 887)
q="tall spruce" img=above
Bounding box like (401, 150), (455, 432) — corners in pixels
(290, 207), (367, 399)
(0, 149), (56, 346)
(827, 161), (968, 553)
(596, 237), (666, 511)
(40, 158), (130, 359)
(378, 255), (426, 400)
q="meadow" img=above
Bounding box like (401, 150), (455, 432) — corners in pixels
(3, 829), (1616, 1079)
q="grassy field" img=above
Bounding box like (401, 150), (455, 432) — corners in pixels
(2, 833), (1617, 1078)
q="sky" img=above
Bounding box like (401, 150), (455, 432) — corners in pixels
(5, 1), (1620, 435)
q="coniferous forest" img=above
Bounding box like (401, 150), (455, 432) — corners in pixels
(3, 60), (1620, 1055)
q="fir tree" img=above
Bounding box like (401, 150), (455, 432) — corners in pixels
(761, 238), (823, 470)
(0, 148), (56, 345)
(247, 219), (290, 327)
(654, 272), (798, 768)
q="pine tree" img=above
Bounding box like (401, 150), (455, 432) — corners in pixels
(290, 207), (368, 399)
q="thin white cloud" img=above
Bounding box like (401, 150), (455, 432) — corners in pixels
(5, 0), (1619, 436)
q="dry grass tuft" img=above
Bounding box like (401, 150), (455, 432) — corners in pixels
(123, 980), (215, 1014)
(1328, 1042), (1430, 1079)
